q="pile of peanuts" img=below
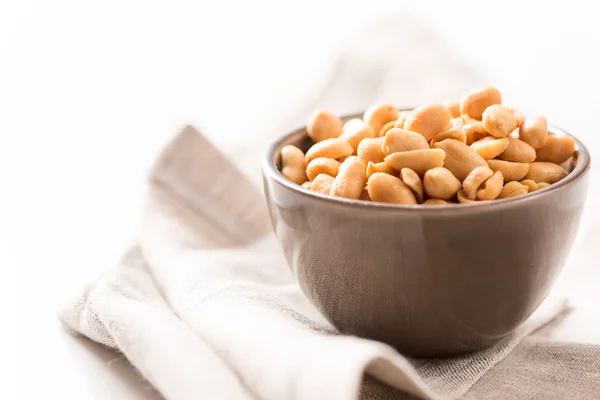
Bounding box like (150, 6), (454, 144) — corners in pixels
(280, 86), (576, 205)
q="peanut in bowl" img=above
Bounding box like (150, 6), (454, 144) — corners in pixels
(262, 89), (590, 357)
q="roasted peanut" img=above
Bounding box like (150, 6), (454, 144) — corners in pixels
(367, 173), (417, 204)
(281, 145), (308, 184)
(537, 182), (551, 190)
(307, 110), (343, 142)
(476, 170), (504, 200)
(498, 181), (529, 199)
(364, 103), (400, 137)
(519, 179), (551, 192)
(310, 173), (335, 194)
(306, 157), (340, 181)
(330, 157), (367, 199)
(366, 161), (395, 178)
(470, 136), (509, 159)
(463, 166), (494, 200)
(513, 108), (524, 127)
(404, 104), (453, 141)
(463, 122), (489, 145)
(395, 111), (411, 129)
(444, 101), (461, 118)
(519, 115), (548, 149)
(384, 148), (446, 176)
(301, 181), (311, 189)
(482, 105), (518, 138)
(379, 120), (397, 137)
(535, 135), (576, 164)
(339, 119), (375, 152)
(430, 127), (467, 146)
(460, 86), (502, 120)
(400, 168), (424, 203)
(423, 167), (461, 200)
(306, 138), (353, 162)
(359, 186), (371, 201)
(498, 137), (536, 163)
(457, 190), (478, 204)
(423, 198), (450, 205)
(487, 159), (530, 182)
(524, 162), (568, 184)
(382, 128), (429, 155)
(451, 117), (464, 128)
(357, 137), (385, 165)
(432, 139), (487, 181)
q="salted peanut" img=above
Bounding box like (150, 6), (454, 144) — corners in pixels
(384, 148), (446, 176)
(364, 103), (400, 137)
(519, 115), (548, 149)
(367, 173), (417, 204)
(482, 105), (518, 138)
(525, 162), (568, 184)
(379, 120), (398, 137)
(430, 127), (467, 146)
(520, 179), (538, 192)
(462, 114), (479, 125)
(432, 139), (487, 181)
(535, 135), (576, 164)
(366, 161), (395, 178)
(330, 157), (367, 199)
(382, 128), (429, 155)
(487, 159), (530, 182)
(470, 136), (509, 159)
(307, 110), (343, 142)
(444, 101), (461, 118)
(537, 182), (551, 190)
(463, 122), (488, 145)
(460, 86), (502, 120)
(281, 145), (308, 184)
(463, 166), (494, 200)
(400, 168), (424, 203)
(512, 108), (524, 127)
(339, 119), (375, 151)
(357, 137), (385, 165)
(423, 167), (461, 200)
(306, 157), (340, 181)
(451, 117), (464, 128)
(395, 110), (411, 129)
(498, 137), (536, 163)
(404, 104), (453, 141)
(310, 173), (335, 194)
(476, 170), (504, 200)
(301, 181), (311, 189)
(306, 138), (353, 162)
(423, 198), (450, 205)
(498, 181), (529, 199)
(457, 190), (477, 204)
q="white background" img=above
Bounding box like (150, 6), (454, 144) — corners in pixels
(2, 1), (600, 398)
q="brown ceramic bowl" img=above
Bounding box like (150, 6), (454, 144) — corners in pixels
(262, 111), (591, 357)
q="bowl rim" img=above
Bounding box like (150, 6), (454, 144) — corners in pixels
(262, 109), (591, 213)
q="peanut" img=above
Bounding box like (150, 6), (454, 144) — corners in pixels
(463, 122), (489, 145)
(423, 199), (450, 205)
(460, 86), (502, 120)
(384, 148), (446, 176)
(423, 167), (462, 200)
(535, 135), (576, 164)
(430, 127), (467, 146)
(359, 186), (371, 201)
(463, 166), (494, 200)
(404, 104), (453, 141)
(395, 110), (411, 129)
(432, 139), (487, 181)
(498, 137), (536, 163)
(364, 103), (400, 137)
(357, 137), (385, 165)
(366, 161), (395, 178)
(339, 119), (375, 152)
(310, 173), (335, 194)
(382, 128), (429, 155)
(330, 157), (367, 199)
(476, 170), (504, 200)
(470, 136), (509, 159)
(524, 162), (568, 184)
(306, 157), (340, 181)
(307, 110), (343, 142)
(301, 181), (311, 189)
(520, 179), (551, 192)
(519, 115), (548, 149)
(367, 173), (417, 205)
(306, 138), (353, 163)
(379, 120), (398, 137)
(498, 181), (529, 199)
(482, 105), (518, 138)
(281, 145), (308, 184)
(457, 190), (478, 204)
(444, 101), (461, 118)
(487, 159), (530, 182)
(400, 168), (424, 203)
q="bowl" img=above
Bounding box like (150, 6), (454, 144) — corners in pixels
(262, 111), (590, 357)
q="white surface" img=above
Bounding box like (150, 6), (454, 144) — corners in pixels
(2, 1), (599, 399)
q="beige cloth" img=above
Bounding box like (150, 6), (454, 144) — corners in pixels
(58, 16), (600, 399)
